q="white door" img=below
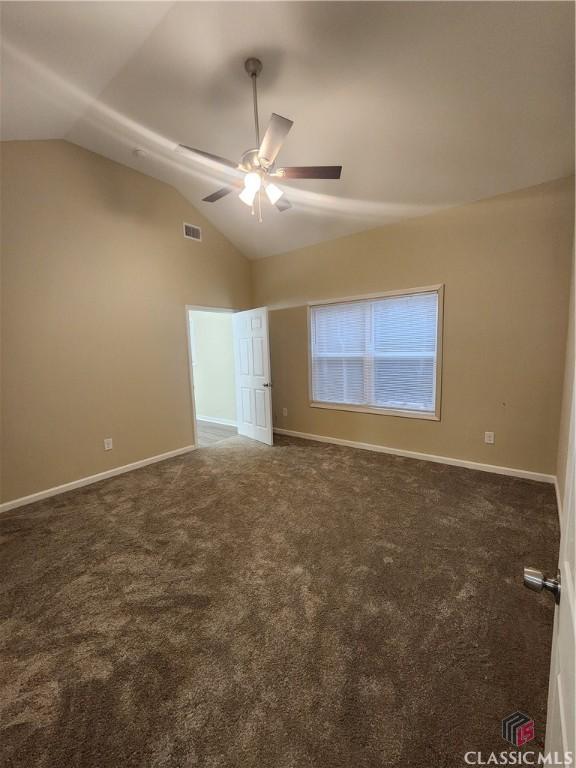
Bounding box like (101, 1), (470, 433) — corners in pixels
(545, 386), (575, 767)
(232, 307), (273, 445)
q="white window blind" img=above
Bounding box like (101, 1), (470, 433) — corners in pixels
(310, 290), (440, 416)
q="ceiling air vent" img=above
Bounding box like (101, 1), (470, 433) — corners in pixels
(183, 223), (202, 241)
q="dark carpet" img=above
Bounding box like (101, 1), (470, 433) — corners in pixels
(0, 435), (558, 768)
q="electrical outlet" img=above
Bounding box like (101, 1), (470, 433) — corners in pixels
(484, 431), (495, 445)
(104, 438), (113, 451)
(282, 407), (288, 417)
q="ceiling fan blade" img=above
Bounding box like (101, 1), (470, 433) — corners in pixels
(258, 113), (293, 166)
(202, 187), (233, 203)
(274, 166), (342, 179)
(275, 197), (292, 212)
(178, 144), (239, 169)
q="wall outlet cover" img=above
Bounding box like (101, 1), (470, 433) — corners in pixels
(104, 438), (113, 450)
(484, 431), (495, 445)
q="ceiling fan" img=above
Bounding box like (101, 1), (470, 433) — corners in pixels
(177, 58), (342, 221)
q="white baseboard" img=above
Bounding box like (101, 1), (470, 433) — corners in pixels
(0, 445), (196, 514)
(196, 416), (237, 427)
(274, 428), (556, 484)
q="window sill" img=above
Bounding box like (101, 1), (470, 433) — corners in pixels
(310, 401), (440, 421)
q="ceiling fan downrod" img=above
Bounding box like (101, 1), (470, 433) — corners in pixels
(244, 57), (263, 149)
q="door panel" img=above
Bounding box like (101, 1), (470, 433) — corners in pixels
(253, 338), (265, 376)
(239, 340), (250, 375)
(240, 387), (252, 425)
(255, 389), (267, 428)
(233, 307), (273, 445)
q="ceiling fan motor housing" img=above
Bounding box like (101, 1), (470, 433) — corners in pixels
(240, 148), (272, 173)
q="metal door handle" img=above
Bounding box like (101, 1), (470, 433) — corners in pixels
(523, 567), (561, 604)
(263, 383), (272, 388)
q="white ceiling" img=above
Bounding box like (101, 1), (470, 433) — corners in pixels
(2, 1), (574, 259)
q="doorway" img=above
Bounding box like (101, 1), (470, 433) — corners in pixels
(187, 308), (238, 448)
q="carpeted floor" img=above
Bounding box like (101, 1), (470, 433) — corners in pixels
(0, 435), (558, 768)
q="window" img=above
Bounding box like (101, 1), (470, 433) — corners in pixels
(309, 287), (442, 419)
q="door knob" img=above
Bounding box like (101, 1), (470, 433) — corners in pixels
(523, 567), (561, 604)
(263, 382), (272, 388)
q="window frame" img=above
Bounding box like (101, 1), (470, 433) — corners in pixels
(307, 284), (444, 421)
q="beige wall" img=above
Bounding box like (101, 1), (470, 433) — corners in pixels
(253, 178), (574, 475)
(189, 311), (236, 424)
(1, 140), (251, 503)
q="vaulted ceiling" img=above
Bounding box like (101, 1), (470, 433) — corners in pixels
(2, 1), (574, 259)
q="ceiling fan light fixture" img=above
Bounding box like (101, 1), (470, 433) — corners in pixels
(239, 186), (258, 206)
(265, 182), (283, 205)
(244, 172), (261, 192)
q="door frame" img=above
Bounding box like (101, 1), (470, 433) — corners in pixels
(184, 305), (237, 449)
